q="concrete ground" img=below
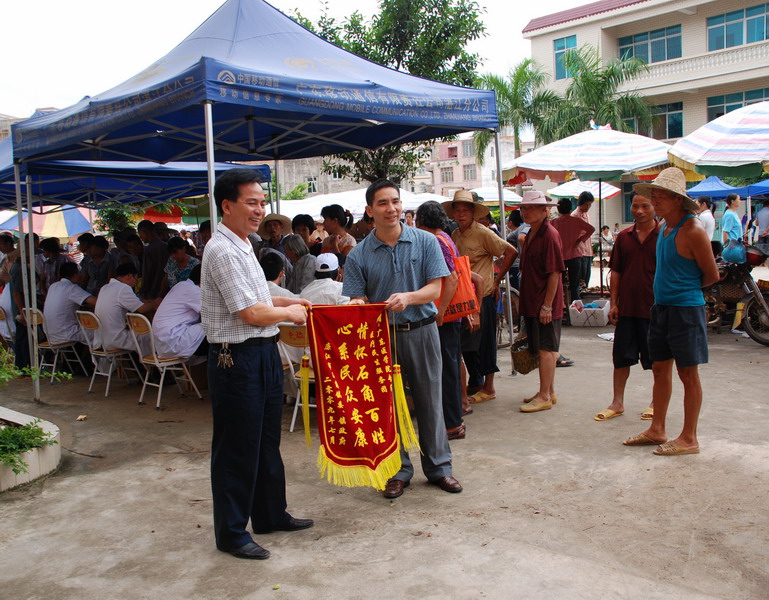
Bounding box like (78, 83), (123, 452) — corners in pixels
(1, 324), (768, 599)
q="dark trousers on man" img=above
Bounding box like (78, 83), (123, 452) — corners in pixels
(438, 321), (462, 430)
(564, 257), (582, 302)
(208, 341), (289, 551)
(463, 295), (499, 387)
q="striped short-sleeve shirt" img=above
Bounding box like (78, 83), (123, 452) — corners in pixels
(201, 224), (279, 343)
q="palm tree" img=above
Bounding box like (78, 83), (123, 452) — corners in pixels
(537, 45), (653, 144)
(473, 59), (560, 165)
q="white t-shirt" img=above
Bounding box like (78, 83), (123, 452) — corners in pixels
(94, 278), (144, 353)
(300, 278), (349, 305)
(43, 279), (92, 345)
(698, 210), (716, 241)
(152, 279), (205, 359)
(267, 280), (298, 298)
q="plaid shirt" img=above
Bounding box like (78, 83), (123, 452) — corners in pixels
(201, 223), (278, 343)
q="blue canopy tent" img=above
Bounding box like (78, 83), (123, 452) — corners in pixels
(686, 176), (739, 199)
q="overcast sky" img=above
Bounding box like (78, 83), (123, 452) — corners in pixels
(0, 0), (584, 118)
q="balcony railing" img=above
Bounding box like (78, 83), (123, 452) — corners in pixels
(620, 41), (769, 91)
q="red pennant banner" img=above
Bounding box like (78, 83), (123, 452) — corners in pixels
(306, 304), (402, 489)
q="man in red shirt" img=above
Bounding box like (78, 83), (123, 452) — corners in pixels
(518, 191), (565, 413)
(594, 192), (658, 422)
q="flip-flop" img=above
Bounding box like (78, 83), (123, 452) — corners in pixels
(461, 406), (474, 416)
(523, 393), (557, 405)
(469, 391), (496, 404)
(623, 433), (666, 446)
(641, 407), (654, 420)
(594, 408), (622, 421)
(556, 356), (574, 367)
(653, 441), (700, 456)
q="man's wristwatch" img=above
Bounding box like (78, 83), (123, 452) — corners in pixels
(541, 305), (552, 312)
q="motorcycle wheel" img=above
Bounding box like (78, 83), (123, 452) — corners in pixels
(742, 292), (769, 346)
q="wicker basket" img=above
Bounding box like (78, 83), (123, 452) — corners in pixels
(510, 335), (539, 375)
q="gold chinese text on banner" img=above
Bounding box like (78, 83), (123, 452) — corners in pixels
(306, 304), (417, 490)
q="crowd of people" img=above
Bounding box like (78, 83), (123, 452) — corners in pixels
(0, 165), (743, 561)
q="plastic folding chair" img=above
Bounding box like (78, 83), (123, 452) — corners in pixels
(125, 312), (202, 410)
(76, 310), (142, 396)
(0, 306), (14, 351)
(277, 324), (316, 432)
(23, 307), (87, 384)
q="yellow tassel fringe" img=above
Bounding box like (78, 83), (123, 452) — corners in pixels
(392, 364), (420, 454)
(317, 444), (402, 491)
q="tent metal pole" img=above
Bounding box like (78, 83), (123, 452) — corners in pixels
(203, 101), (217, 233)
(598, 180), (605, 296)
(493, 130), (515, 359)
(274, 159), (280, 214)
(26, 177), (41, 400)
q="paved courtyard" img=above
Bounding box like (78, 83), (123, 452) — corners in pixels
(1, 323), (768, 599)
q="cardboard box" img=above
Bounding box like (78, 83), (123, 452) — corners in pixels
(569, 299), (610, 327)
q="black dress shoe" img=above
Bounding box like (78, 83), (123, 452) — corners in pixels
(253, 516), (314, 534)
(220, 541), (270, 560)
(383, 479), (410, 499)
(430, 476), (463, 493)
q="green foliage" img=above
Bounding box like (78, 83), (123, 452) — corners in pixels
(292, 0), (485, 182)
(0, 418), (56, 475)
(537, 45), (653, 144)
(0, 347), (73, 386)
(94, 203), (140, 236)
(267, 182), (308, 201)
(723, 172), (769, 188)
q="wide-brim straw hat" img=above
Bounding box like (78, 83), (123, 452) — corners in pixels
(442, 189), (490, 220)
(633, 167), (699, 213)
(257, 213), (292, 238)
(519, 190), (554, 206)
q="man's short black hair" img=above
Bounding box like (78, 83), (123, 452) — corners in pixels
(189, 264), (202, 285)
(116, 262), (139, 277)
(91, 235), (109, 250)
(0, 234), (14, 249)
(365, 179), (399, 206)
(260, 251), (284, 281)
(315, 269), (338, 280)
(199, 220), (211, 232)
(214, 169), (264, 212)
(40, 238), (61, 253)
(137, 219), (156, 233)
(78, 232), (95, 245)
(59, 261), (79, 280)
(292, 214), (315, 232)
(557, 198), (573, 215)
(577, 191), (594, 206)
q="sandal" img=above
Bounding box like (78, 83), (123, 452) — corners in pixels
(556, 355), (574, 367)
(641, 407), (654, 420)
(447, 423), (466, 440)
(523, 393), (557, 405)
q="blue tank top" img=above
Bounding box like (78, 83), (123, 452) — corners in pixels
(654, 214), (705, 306)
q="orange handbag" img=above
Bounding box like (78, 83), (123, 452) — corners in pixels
(436, 236), (479, 323)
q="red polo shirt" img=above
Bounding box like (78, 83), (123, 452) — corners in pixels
(519, 221), (566, 319)
(608, 222), (659, 318)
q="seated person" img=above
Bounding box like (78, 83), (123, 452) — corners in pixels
(43, 262), (96, 346)
(299, 253), (349, 305)
(83, 235), (117, 296)
(160, 236), (201, 296)
(39, 237), (75, 295)
(153, 264), (207, 360)
(94, 263), (160, 355)
(260, 252), (298, 299)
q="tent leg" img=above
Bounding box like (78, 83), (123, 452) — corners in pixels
(203, 101), (217, 233)
(493, 130), (516, 352)
(274, 158), (280, 214)
(27, 178), (40, 401)
(598, 179), (604, 296)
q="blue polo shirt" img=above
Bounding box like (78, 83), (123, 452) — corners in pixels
(343, 224), (449, 324)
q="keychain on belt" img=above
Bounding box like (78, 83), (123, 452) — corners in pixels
(217, 342), (233, 368)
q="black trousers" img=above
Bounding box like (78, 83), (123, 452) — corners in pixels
(208, 341), (289, 550)
(438, 321), (462, 429)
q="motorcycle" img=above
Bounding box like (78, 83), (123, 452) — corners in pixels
(704, 245), (769, 346)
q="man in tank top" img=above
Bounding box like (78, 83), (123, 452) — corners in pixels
(623, 168), (719, 456)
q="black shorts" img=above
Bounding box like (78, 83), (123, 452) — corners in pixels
(648, 304), (708, 367)
(612, 316), (651, 369)
(523, 317), (561, 353)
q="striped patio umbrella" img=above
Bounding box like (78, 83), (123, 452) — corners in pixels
(547, 180), (621, 200)
(0, 205), (92, 238)
(668, 100), (769, 178)
(502, 128), (672, 182)
(469, 186), (522, 207)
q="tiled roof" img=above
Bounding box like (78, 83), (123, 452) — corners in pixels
(523, 0), (651, 33)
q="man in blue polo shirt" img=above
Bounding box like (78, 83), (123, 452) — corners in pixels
(344, 179), (462, 499)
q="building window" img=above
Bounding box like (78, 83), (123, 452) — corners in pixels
(622, 182), (635, 222)
(331, 171), (343, 180)
(618, 26), (681, 63)
(441, 167), (454, 183)
(462, 140), (475, 157)
(554, 35), (577, 80)
(490, 145), (495, 158)
(306, 176), (318, 193)
(447, 146), (458, 159)
(463, 164), (477, 181)
(707, 88), (769, 121)
(652, 102), (683, 140)
(708, 5), (769, 51)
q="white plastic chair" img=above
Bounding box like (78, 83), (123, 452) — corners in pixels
(76, 310), (142, 397)
(277, 324), (316, 432)
(0, 306), (14, 350)
(23, 307), (87, 384)
(125, 312), (202, 410)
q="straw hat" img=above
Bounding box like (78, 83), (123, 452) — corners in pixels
(442, 189), (490, 220)
(633, 167), (698, 213)
(519, 190), (553, 206)
(257, 213), (292, 237)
